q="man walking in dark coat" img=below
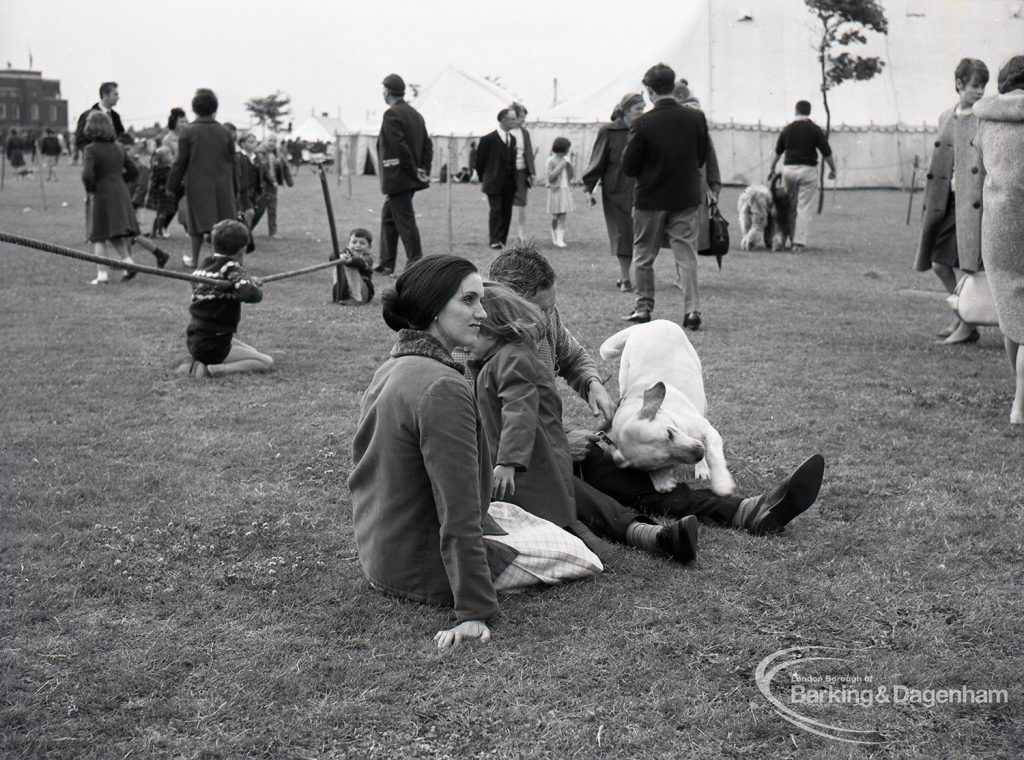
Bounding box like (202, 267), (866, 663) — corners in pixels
(74, 82), (124, 152)
(622, 63), (709, 328)
(475, 108), (520, 250)
(374, 74), (432, 275)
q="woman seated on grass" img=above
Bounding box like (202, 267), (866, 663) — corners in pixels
(348, 256), (499, 649)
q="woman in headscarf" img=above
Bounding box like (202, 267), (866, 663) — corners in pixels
(582, 93), (645, 292)
(166, 89), (238, 266)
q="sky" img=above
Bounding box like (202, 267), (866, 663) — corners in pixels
(1, 0), (683, 131)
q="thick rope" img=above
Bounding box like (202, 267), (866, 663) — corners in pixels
(0, 231), (232, 287)
(256, 258), (343, 284)
(2, 230), (344, 288)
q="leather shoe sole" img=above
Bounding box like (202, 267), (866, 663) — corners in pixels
(750, 454), (825, 535)
(943, 325), (980, 345)
(623, 309), (651, 323)
(657, 515), (699, 564)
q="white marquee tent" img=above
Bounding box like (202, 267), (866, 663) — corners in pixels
(291, 115), (349, 144)
(411, 65), (519, 137)
(532, 0), (1024, 187)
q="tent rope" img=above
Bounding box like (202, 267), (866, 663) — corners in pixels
(0, 231), (232, 287)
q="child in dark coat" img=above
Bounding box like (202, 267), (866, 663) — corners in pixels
(178, 219), (274, 378)
(330, 227), (375, 304)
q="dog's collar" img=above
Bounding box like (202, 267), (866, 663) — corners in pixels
(594, 431), (617, 453)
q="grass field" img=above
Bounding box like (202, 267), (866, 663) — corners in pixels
(1, 162), (1022, 759)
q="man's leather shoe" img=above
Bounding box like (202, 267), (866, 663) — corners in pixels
(623, 309), (651, 323)
(374, 266), (394, 276)
(656, 516), (699, 564)
(749, 454), (825, 535)
(683, 311), (702, 330)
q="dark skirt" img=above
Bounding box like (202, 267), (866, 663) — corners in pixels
(89, 185), (140, 242)
(147, 166), (179, 217)
(929, 193), (959, 269)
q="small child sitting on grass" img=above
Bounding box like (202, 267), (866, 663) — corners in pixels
(178, 219), (274, 379)
(330, 227), (376, 304)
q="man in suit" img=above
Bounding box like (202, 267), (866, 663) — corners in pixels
(509, 102), (536, 241)
(74, 82), (124, 152)
(622, 63), (709, 328)
(375, 73), (432, 275)
(475, 108), (519, 250)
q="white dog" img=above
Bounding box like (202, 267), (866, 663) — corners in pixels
(737, 184), (772, 251)
(599, 320), (736, 495)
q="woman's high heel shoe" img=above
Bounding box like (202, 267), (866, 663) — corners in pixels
(943, 322), (980, 344)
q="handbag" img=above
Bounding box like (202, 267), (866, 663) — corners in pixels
(699, 194), (730, 269)
(483, 501), (603, 591)
(947, 271), (999, 326)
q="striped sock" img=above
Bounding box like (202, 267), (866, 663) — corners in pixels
(732, 497), (762, 529)
(625, 521), (662, 551)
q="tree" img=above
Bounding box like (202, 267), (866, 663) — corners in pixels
(244, 91), (292, 137)
(805, 0), (888, 211)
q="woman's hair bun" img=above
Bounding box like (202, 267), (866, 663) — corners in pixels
(381, 287), (414, 332)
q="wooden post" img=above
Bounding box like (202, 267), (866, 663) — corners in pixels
(347, 134), (354, 200)
(447, 135), (454, 253)
(335, 131), (342, 186)
(317, 163), (342, 258)
(37, 160), (47, 209)
(756, 119), (763, 179)
(905, 154), (919, 225)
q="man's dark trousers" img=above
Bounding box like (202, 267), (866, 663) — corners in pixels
(378, 190), (423, 270)
(487, 180), (515, 247)
(577, 447), (742, 526)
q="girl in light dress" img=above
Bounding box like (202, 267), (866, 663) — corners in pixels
(546, 137), (574, 248)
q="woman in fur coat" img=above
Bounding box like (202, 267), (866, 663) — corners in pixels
(974, 56), (1024, 423)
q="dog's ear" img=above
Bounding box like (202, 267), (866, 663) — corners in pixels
(639, 382), (666, 420)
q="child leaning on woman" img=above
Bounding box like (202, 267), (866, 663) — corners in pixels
(469, 282), (699, 564)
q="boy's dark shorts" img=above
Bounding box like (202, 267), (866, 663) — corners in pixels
(187, 327), (232, 365)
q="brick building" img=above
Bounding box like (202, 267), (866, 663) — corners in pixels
(0, 66), (69, 135)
